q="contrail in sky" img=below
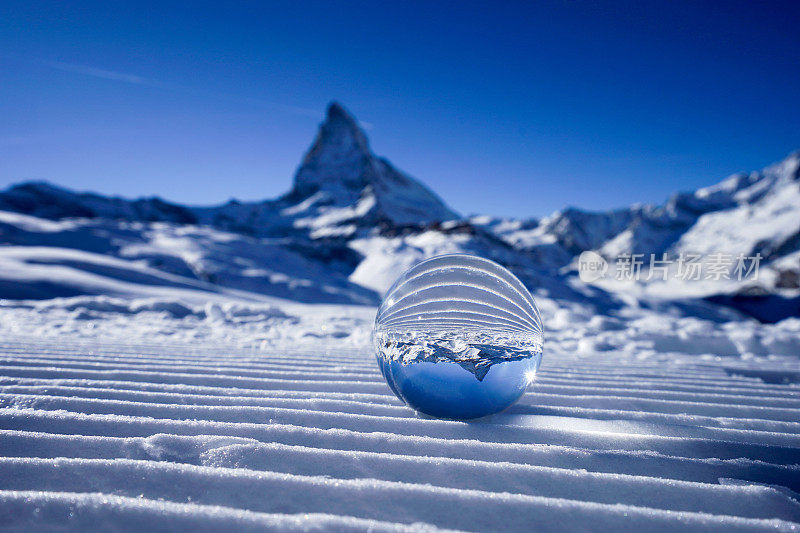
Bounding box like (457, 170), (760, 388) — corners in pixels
(3, 53), (374, 129)
(43, 60), (175, 88)
(38, 58), (326, 120)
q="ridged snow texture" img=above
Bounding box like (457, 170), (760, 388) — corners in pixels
(0, 338), (799, 531)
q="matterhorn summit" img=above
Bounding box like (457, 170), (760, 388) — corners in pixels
(282, 102), (458, 233)
(291, 102), (376, 200)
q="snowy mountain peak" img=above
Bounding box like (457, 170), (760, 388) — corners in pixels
(285, 102), (458, 227)
(292, 102), (372, 199)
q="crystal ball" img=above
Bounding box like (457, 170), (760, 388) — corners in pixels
(373, 254), (543, 419)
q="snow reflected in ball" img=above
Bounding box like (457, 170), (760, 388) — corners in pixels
(373, 254), (543, 419)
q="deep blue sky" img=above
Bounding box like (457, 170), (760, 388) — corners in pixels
(1, 1), (799, 218)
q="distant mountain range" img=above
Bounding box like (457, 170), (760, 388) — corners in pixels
(1, 102), (798, 321)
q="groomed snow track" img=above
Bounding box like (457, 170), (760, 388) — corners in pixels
(0, 338), (798, 532)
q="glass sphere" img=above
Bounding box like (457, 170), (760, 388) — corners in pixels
(373, 254), (543, 419)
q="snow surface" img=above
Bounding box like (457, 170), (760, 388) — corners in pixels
(0, 289), (799, 531)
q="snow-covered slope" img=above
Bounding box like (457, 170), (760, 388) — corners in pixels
(0, 211), (376, 305)
(0, 311), (798, 530)
(0, 251), (799, 529)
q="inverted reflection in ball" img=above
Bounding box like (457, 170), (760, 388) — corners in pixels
(373, 254), (543, 419)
